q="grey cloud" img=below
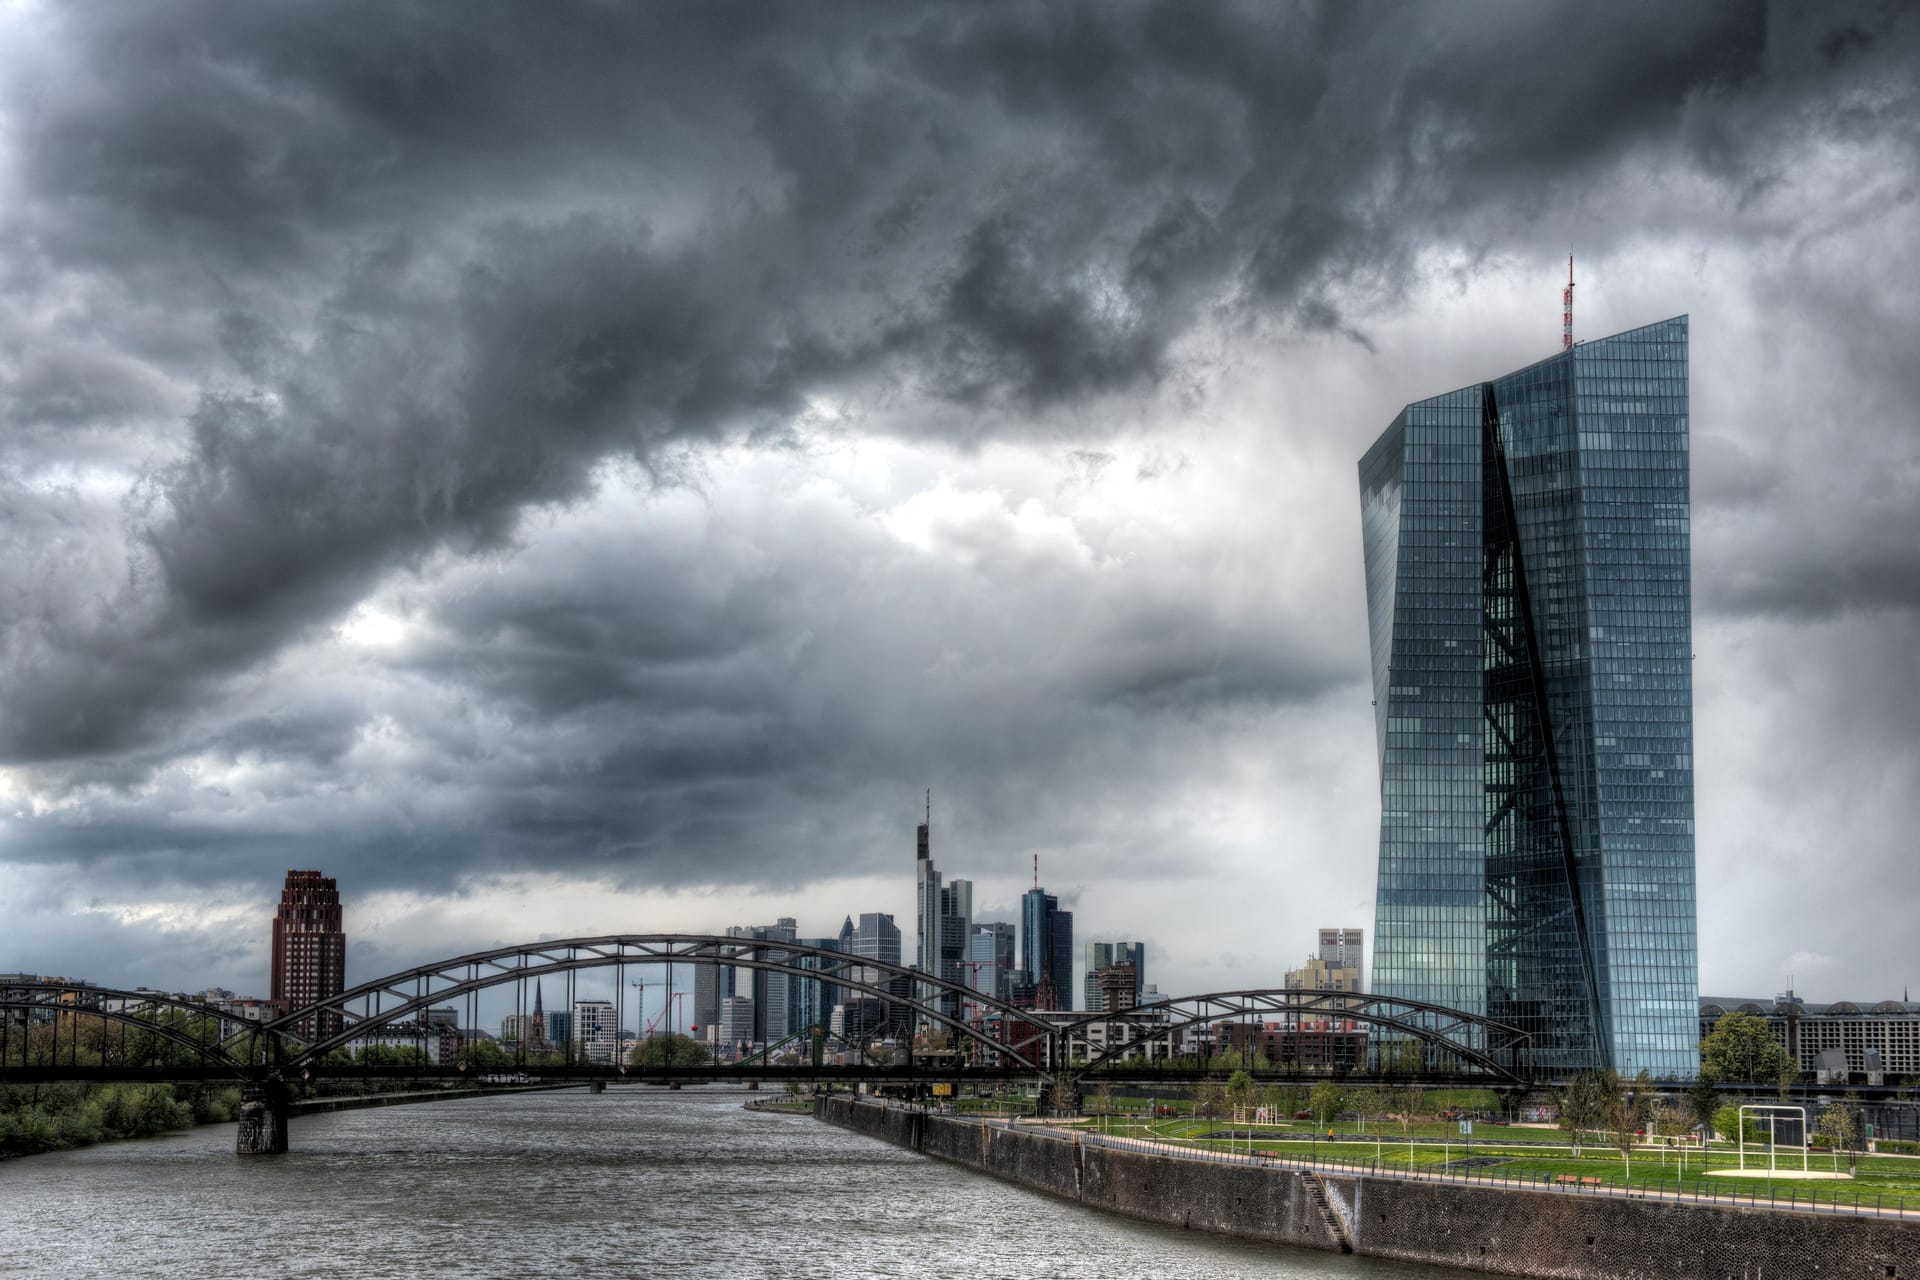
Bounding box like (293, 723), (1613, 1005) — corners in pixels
(6, 0), (1910, 766)
(0, 1), (1917, 1000)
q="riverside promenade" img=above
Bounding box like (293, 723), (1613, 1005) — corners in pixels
(818, 1095), (1919, 1278)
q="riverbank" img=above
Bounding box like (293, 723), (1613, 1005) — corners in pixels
(816, 1094), (1919, 1278)
(0, 1081), (237, 1160)
(2, 1080), (577, 1160)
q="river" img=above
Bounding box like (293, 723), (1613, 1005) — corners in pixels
(0, 1088), (1485, 1278)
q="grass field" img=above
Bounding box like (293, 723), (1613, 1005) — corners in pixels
(1086, 1114), (1920, 1213)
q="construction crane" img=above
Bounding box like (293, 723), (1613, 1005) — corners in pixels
(645, 992), (686, 1038)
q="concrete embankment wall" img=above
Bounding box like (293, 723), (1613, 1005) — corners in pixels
(816, 1096), (1919, 1279)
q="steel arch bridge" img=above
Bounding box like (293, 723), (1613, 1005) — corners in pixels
(265, 934), (1056, 1072)
(1051, 988), (1532, 1082)
(3, 936), (1535, 1153)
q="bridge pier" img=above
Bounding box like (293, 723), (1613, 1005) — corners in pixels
(236, 1080), (291, 1156)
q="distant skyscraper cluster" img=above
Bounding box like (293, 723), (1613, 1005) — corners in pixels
(672, 793), (1162, 1063)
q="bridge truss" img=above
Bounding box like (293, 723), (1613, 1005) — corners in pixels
(1054, 988), (1532, 1084)
(4, 937), (1532, 1091)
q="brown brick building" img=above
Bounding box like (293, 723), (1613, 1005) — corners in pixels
(271, 869), (346, 1041)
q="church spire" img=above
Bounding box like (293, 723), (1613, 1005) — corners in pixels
(532, 979), (545, 1021)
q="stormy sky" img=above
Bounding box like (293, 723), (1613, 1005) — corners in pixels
(1, 1), (1915, 1013)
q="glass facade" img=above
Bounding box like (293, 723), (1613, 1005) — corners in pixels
(1360, 317), (1698, 1078)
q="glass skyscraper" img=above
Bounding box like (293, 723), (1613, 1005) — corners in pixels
(1359, 317), (1698, 1078)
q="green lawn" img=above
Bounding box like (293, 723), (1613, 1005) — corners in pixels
(1087, 1115), (1920, 1213)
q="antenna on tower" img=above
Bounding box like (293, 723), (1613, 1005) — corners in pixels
(1033, 852), (1039, 890)
(1563, 253), (1575, 350)
(926, 788), (931, 827)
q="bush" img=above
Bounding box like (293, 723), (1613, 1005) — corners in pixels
(0, 1084), (198, 1156)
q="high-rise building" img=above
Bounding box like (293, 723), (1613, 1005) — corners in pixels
(847, 912), (902, 968)
(1359, 316), (1697, 1078)
(911, 793), (971, 1024)
(270, 869), (346, 1041)
(692, 961), (725, 1041)
(836, 912), (906, 1036)
(1083, 942), (1147, 1013)
(719, 996), (756, 1057)
(1096, 963), (1139, 1014)
(751, 918), (797, 1043)
(573, 999), (617, 1065)
(1021, 887), (1073, 1010)
(968, 921), (1016, 1003)
(1286, 929), (1364, 995)
(789, 936), (841, 1038)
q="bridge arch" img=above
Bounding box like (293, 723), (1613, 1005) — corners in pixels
(1056, 988), (1532, 1083)
(273, 934), (1048, 1073)
(0, 984), (253, 1076)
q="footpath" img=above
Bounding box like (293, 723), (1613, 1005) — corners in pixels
(815, 1095), (1919, 1279)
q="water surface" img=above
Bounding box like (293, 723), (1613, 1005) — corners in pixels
(0, 1088), (1486, 1278)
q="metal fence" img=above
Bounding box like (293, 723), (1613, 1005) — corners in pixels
(847, 1099), (1916, 1222)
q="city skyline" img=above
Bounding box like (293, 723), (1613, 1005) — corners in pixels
(1, 4), (1916, 1008)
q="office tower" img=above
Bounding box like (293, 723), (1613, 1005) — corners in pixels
(1319, 928), (1363, 968)
(1021, 886), (1073, 1009)
(270, 869), (346, 1041)
(719, 996), (756, 1057)
(1286, 928), (1364, 994)
(912, 793), (972, 1023)
(544, 1007), (573, 1048)
(721, 919), (797, 1043)
(755, 918), (798, 1043)
(573, 999), (617, 1065)
(968, 921), (1016, 1002)
(835, 912), (904, 1033)
(1359, 316), (1697, 1077)
(849, 912), (902, 967)
(692, 961), (725, 1040)
(1096, 963), (1139, 1014)
(790, 936), (841, 1038)
(1083, 942), (1147, 1013)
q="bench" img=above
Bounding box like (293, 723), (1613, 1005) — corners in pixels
(1552, 1175), (1604, 1186)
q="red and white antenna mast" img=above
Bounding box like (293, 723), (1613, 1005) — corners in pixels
(1562, 254), (1575, 350)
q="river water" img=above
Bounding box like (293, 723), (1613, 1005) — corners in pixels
(0, 1088), (1483, 1278)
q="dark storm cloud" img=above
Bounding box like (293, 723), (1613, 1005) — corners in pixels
(3, 0), (1918, 927)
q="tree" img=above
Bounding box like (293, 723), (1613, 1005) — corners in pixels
(1193, 1080), (1227, 1121)
(1713, 1104), (1769, 1147)
(1383, 1037), (1425, 1077)
(1652, 1099), (1691, 1172)
(1599, 1071), (1649, 1177)
(1700, 1011), (1790, 1085)
(1559, 1073), (1606, 1156)
(628, 1033), (711, 1069)
(1357, 1087), (1391, 1158)
(456, 1039), (512, 1070)
(1309, 1079), (1347, 1131)
(1815, 1104), (1858, 1173)
(1686, 1077), (1720, 1143)
(1225, 1070), (1256, 1124)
